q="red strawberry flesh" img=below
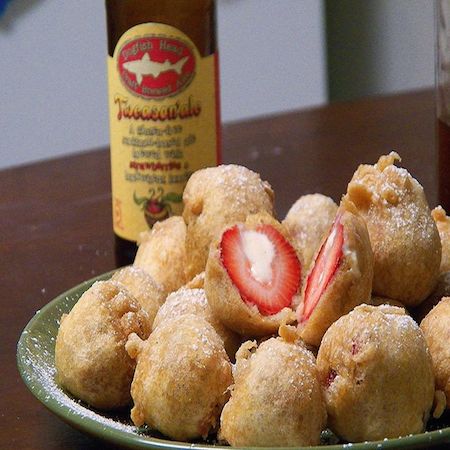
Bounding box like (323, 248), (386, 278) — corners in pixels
(299, 217), (344, 322)
(220, 224), (301, 316)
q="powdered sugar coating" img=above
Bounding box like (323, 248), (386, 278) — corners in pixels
(152, 287), (241, 360)
(112, 266), (165, 327)
(21, 341), (137, 433)
(134, 216), (187, 295)
(317, 304), (435, 442)
(220, 336), (326, 447)
(127, 314), (233, 441)
(54, 280), (150, 410)
(345, 152), (441, 306)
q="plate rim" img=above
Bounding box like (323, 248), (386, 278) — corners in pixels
(16, 270), (450, 450)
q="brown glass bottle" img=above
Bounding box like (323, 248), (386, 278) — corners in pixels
(105, 0), (220, 267)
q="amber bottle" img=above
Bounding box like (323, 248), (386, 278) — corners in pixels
(105, 0), (220, 266)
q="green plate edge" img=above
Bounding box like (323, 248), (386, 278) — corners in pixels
(16, 270), (450, 450)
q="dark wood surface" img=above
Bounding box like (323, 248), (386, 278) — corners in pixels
(1, 89), (445, 449)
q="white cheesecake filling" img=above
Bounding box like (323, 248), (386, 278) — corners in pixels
(241, 229), (275, 283)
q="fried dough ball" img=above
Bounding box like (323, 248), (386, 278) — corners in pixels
(345, 152), (441, 306)
(152, 287), (241, 360)
(205, 213), (298, 337)
(183, 164), (274, 280)
(219, 335), (326, 447)
(126, 314), (233, 441)
(283, 193), (338, 271)
(111, 266), (165, 327)
(55, 280), (150, 410)
(134, 216), (187, 295)
(317, 304), (435, 442)
(413, 271), (450, 322)
(420, 297), (450, 408)
(369, 295), (406, 309)
(432, 206), (450, 273)
(297, 199), (374, 347)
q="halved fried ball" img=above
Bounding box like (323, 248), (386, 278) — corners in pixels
(205, 213), (299, 337)
(297, 199), (373, 347)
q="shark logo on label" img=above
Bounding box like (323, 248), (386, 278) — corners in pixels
(123, 53), (189, 85)
(118, 36), (196, 99)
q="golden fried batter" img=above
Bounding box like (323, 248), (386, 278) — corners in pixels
(283, 193), (338, 271)
(317, 304), (435, 442)
(152, 287), (241, 360)
(55, 280), (150, 410)
(369, 295), (406, 309)
(414, 271), (450, 322)
(432, 206), (450, 273)
(219, 336), (326, 447)
(420, 297), (450, 409)
(134, 216), (187, 295)
(112, 266), (165, 327)
(345, 152), (441, 306)
(126, 314), (233, 441)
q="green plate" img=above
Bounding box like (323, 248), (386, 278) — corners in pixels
(17, 271), (450, 450)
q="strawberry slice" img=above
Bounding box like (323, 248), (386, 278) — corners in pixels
(220, 224), (301, 315)
(299, 217), (344, 322)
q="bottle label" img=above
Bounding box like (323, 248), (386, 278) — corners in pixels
(108, 23), (220, 242)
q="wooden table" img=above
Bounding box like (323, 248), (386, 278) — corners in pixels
(1, 89), (446, 449)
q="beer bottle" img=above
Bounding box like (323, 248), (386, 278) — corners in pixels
(105, 0), (221, 266)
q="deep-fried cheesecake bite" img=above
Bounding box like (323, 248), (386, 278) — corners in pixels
(126, 314), (233, 441)
(420, 297), (450, 409)
(183, 164), (274, 280)
(219, 333), (326, 447)
(112, 266), (165, 327)
(432, 206), (450, 273)
(133, 216), (187, 295)
(297, 199), (373, 347)
(317, 304), (435, 442)
(283, 193), (338, 271)
(152, 287), (241, 360)
(345, 152), (441, 306)
(55, 280), (150, 410)
(205, 213), (300, 336)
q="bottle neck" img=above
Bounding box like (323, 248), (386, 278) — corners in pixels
(105, 0), (216, 57)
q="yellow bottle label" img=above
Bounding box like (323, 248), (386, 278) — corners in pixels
(108, 23), (220, 242)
